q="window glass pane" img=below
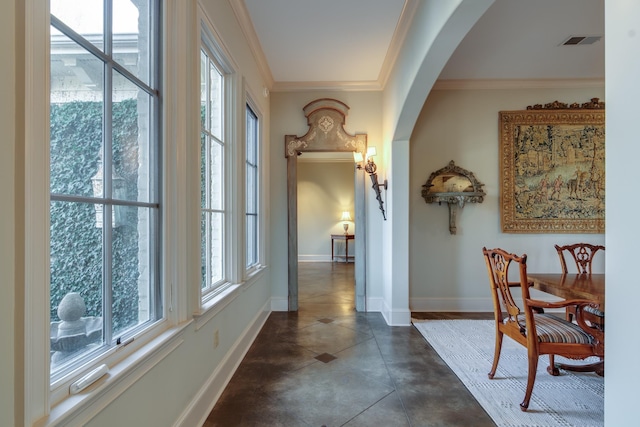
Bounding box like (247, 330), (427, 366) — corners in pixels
(202, 211), (223, 288)
(113, 0), (151, 85)
(200, 50), (207, 129)
(246, 109), (257, 164)
(51, 0), (104, 51)
(245, 104), (258, 268)
(112, 206), (156, 338)
(207, 140), (224, 211)
(112, 70), (153, 203)
(50, 200), (104, 377)
(246, 215), (257, 267)
(50, 34), (103, 198)
(200, 132), (207, 208)
(246, 167), (256, 212)
(208, 63), (223, 140)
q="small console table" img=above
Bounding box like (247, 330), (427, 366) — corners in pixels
(331, 234), (355, 262)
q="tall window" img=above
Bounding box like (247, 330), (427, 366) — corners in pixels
(245, 104), (259, 269)
(200, 46), (226, 297)
(49, 0), (161, 382)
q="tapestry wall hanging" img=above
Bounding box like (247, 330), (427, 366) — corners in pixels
(499, 98), (605, 233)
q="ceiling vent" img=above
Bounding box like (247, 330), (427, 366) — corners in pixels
(561, 35), (602, 46)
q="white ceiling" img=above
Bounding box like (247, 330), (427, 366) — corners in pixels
(236, 0), (604, 90)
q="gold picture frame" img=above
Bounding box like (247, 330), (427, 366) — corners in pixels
(499, 99), (605, 233)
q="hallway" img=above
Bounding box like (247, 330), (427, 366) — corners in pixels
(205, 262), (495, 426)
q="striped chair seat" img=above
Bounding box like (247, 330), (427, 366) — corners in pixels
(584, 305), (604, 317)
(514, 313), (594, 344)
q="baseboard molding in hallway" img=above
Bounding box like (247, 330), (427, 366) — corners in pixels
(173, 301), (271, 427)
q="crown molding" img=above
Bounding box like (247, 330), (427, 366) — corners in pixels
(378, 0), (419, 89)
(433, 78), (605, 90)
(229, 0), (274, 89)
(271, 80), (383, 92)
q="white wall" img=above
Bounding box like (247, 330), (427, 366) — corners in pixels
(604, 0), (640, 423)
(1, 0), (17, 425)
(297, 161), (355, 261)
(410, 86), (605, 311)
(269, 91), (384, 303)
(379, 0), (495, 325)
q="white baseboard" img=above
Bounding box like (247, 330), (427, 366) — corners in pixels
(410, 297), (494, 312)
(410, 296), (564, 313)
(380, 300), (411, 326)
(297, 254), (332, 262)
(173, 301), (271, 427)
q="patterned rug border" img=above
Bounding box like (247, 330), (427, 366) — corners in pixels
(412, 319), (603, 427)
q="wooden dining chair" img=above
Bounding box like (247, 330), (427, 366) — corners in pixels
(555, 243), (605, 275)
(482, 247), (604, 411)
(555, 243), (605, 323)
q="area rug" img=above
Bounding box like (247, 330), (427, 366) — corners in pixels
(412, 319), (603, 427)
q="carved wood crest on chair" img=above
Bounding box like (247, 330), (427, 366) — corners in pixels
(555, 243), (605, 325)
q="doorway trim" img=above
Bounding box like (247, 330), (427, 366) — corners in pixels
(284, 98), (367, 311)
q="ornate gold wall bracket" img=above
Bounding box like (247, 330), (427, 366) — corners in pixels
(421, 161), (486, 234)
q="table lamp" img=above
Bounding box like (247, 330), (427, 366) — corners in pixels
(340, 211), (352, 234)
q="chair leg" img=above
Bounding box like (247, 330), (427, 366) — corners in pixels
(547, 354), (559, 376)
(520, 349), (539, 411)
(488, 330), (503, 379)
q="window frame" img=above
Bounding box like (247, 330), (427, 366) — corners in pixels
(23, 1), (190, 424)
(200, 45), (227, 298)
(199, 21), (237, 305)
(244, 99), (261, 274)
(48, 1), (163, 386)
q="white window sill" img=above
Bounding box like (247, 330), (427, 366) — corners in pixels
(36, 321), (191, 427)
(193, 265), (266, 330)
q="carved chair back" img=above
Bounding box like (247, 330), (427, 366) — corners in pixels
(555, 243), (605, 275)
(483, 247), (529, 328)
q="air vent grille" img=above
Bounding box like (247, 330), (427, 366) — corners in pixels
(562, 35), (602, 46)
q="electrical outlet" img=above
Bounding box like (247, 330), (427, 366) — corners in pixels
(213, 329), (219, 349)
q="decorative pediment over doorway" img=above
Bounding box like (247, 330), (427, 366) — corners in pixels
(284, 98), (367, 157)
(284, 98), (367, 312)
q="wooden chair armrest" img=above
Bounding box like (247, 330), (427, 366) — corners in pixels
(573, 303), (605, 356)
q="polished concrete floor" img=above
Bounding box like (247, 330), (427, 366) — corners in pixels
(204, 262), (495, 427)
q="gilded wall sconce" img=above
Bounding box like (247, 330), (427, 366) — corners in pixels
(354, 147), (387, 220)
(422, 160), (485, 234)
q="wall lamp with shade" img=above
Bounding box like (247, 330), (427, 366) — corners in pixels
(340, 211), (352, 234)
(354, 147), (387, 220)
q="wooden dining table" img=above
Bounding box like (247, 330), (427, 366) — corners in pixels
(527, 273), (605, 310)
(526, 272), (605, 375)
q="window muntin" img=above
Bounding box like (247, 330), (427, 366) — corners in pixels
(49, 0), (161, 382)
(245, 104), (259, 269)
(200, 47), (226, 295)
